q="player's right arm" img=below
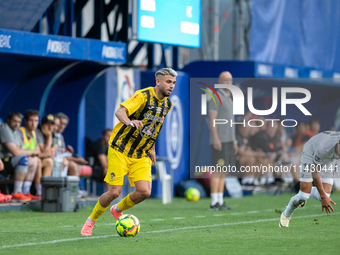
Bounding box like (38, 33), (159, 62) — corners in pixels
(116, 91), (146, 129)
(115, 107), (143, 129)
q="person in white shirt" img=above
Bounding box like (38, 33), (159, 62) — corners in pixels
(280, 131), (338, 227)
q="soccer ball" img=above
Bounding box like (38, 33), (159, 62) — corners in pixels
(185, 187), (200, 202)
(115, 214), (140, 237)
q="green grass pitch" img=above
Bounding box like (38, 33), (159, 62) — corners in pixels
(1, 192), (340, 255)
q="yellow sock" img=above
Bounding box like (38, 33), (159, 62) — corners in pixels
(89, 201), (109, 221)
(117, 194), (136, 212)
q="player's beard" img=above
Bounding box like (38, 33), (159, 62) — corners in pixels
(159, 86), (170, 97)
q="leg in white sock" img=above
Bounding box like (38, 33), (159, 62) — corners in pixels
(22, 181), (32, 195)
(217, 192), (224, 205)
(211, 193), (218, 205)
(310, 187), (321, 201)
(283, 190), (310, 217)
(310, 186), (330, 201)
(35, 183), (42, 196)
(13, 181), (24, 194)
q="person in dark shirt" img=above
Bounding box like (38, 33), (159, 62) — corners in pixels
(91, 129), (112, 191)
(236, 124), (266, 187)
(251, 121), (282, 154)
(250, 121), (282, 185)
(291, 122), (306, 148)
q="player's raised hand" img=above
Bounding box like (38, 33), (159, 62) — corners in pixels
(129, 120), (144, 129)
(321, 196), (336, 214)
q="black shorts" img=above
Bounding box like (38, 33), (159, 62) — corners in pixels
(211, 142), (236, 168)
(0, 157), (15, 176)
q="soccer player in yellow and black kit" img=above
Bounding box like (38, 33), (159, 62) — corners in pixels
(81, 68), (177, 236)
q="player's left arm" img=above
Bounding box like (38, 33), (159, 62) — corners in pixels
(311, 165), (336, 214)
(150, 143), (156, 166)
(312, 148), (336, 213)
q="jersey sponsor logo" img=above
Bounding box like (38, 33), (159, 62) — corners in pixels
(143, 113), (162, 122)
(140, 122), (157, 139)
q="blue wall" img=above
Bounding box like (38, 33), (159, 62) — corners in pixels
(251, 0), (340, 71)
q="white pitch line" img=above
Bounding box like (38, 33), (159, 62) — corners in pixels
(53, 207), (317, 228)
(1, 212), (338, 250)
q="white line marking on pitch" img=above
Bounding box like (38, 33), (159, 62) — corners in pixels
(1, 212), (338, 250)
(53, 207), (318, 228)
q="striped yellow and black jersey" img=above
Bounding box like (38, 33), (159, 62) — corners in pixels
(109, 87), (173, 159)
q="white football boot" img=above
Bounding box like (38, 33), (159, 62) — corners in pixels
(279, 213), (291, 227)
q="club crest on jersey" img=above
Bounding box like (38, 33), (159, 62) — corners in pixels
(140, 122), (157, 139)
(163, 107), (168, 115)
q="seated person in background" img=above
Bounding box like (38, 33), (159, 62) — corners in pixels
(0, 112), (39, 202)
(304, 118), (320, 138)
(36, 114), (61, 172)
(250, 121), (282, 185)
(54, 113), (88, 176)
(289, 122), (308, 190)
(52, 115), (70, 175)
(0, 158), (3, 171)
(274, 122), (295, 184)
(249, 116), (266, 137)
(19, 110), (54, 198)
(291, 122), (306, 148)
(90, 129), (112, 190)
(36, 115), (55, 152)
(236, 124), (266, 187)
